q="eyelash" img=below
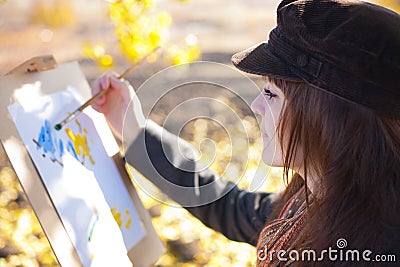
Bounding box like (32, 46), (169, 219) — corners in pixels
(263, 89), (277, 99)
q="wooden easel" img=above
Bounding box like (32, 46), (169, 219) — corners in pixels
(0, 56), (165, 267)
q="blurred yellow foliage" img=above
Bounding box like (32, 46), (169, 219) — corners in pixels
(166, 44), (201, 66)
(0, 166), (58, 266)
(82, 43), (114, 68)
(84, 0), (200, 68)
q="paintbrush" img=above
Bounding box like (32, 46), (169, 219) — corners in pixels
(54, 47), (159, 131)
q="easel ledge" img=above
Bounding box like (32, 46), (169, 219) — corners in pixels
(6, 55), (57, 75)
(1, 56), (165, 267)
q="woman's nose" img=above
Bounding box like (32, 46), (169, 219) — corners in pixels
(251, 93), (266, 115)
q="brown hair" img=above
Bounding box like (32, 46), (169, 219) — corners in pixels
(268, 77), (400, 266)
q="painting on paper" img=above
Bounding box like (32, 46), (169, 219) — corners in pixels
(8, 84), (146, 266)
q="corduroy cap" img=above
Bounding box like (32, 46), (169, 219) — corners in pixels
(232, 0), (400, 118)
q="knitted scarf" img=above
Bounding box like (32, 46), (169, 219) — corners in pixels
(257, 188), (308, 266)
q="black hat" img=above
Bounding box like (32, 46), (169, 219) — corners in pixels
(232, 0), (400, 118)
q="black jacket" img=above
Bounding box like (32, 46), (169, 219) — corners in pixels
(125, 121), (278, 246)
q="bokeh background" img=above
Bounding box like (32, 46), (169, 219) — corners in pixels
(0, 0), (398, 266)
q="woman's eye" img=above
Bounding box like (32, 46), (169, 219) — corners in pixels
(263, 89), (277, 99)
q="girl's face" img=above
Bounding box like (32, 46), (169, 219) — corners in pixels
(251, 81), (286, 167)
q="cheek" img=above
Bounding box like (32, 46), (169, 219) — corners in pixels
(261, 134), (285, 167)
(261, 103), (285, 166)
(262, 102), (282, 136)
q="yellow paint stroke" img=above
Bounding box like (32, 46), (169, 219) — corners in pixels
(111, 207), (132, 229)
(65, 121), (95, 165)
(124, 209), (132, 229)
(75, 118), (81, 129)
(111, 207), (123, 227)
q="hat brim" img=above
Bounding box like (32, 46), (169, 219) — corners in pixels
(231, 42), (301, 82)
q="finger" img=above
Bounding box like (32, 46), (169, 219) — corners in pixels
(109, 76), (128, 90)
(92, 71), (119, 107)
(99, 72), (114, 91)
(92, 103), (104, 113)
(94, 81), (107, 107)
(96, 71), (119, 91)
(110, 77), (135, 104)
(91, 77), (102, 96)
(90, 79), (105, 113)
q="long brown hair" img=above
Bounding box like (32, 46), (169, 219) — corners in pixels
(268, 77), (400, 266)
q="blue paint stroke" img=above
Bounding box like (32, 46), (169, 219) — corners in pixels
(67, 140), (79, 161)
(58, 139), (64, 158)
(34, 119), (80, 166)
(36, 120), (56, 158)
(88, 215), (99, 242)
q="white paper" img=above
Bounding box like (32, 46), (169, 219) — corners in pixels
(8, 85), (146, 266)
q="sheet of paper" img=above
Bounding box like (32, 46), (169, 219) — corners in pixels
(8, 85), (146, 266)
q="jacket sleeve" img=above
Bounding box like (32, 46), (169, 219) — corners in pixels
(124, 120), (279, 246)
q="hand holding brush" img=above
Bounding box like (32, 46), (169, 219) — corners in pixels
(54, 47), (159, 131)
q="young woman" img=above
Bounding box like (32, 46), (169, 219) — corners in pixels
(92, 0), (399, 265)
